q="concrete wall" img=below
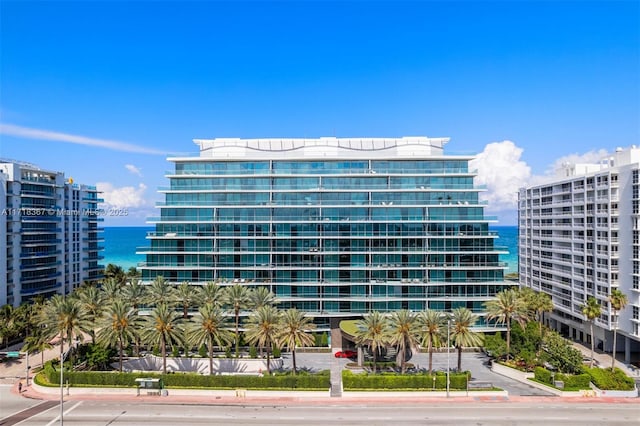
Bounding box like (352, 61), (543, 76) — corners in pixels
(118, 355), (283, 375)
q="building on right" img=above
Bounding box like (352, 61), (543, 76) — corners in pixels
(518, 146), (640, 363)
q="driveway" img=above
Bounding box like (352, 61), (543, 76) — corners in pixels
(281, 350), (555, 397)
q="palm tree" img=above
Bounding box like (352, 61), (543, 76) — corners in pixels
(140, 303), (183, 374)
(174, 282), (198, 318)
(354, 311), (391, 374)
(222, 284), (251, 357)
(76, 285), (105, 344)
(277, 309), (316, 375)
(40, 295), (89, 368)
(417, 309), (446, 374)
(484, 289), (528, 361)
(146, 276), (175, 307)
(450, 307), (483, 371)
(244, 305), (281, 374)
(186, 303), (233, 375)
(198, 282), (223, 307)
(101, 278), (123, 303)
(104, 263), (126, 283)
(97, 299), (138, 372)
(22, 326), (53, 367)
(122, 280), (147, 356)
(609, 289), (628, 370)
(250, 287), (278, 309)
(531, 290), (554, 336)
(388, 310), (420, 373)
(123, 280), (147, 311)
(582, 297), (602, 368)
(0, 304), (20, 349)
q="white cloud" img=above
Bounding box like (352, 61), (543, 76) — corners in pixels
(0, 123), (166, 155)
(470, 141), (532, 212)
(125, 164), (143, 177)
(97, 182), (149, 209)
(546, 149), (611, 178)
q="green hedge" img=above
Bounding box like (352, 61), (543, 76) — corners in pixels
(585, 367), (635, 391)
(42, 362), (330, 390)
(342, 370), (469, 390)
(533, 366), (590, 390)
(534, 367), (552, 384)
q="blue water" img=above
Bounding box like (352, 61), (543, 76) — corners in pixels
(103, 225), (519, 273)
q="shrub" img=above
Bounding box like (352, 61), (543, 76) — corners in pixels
(39, 361), (330, 390)
(272, 346), (281, 358)
(341, 370), (468, 390)
(534, 367), (552, 385)
(198, 345), (207, 358)
(586, 367), (635, 391)
(249, 346), (258, 359)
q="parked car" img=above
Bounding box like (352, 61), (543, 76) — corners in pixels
(334, 350), (357, 358)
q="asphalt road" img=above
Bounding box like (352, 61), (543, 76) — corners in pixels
(4, 400), (640, 425)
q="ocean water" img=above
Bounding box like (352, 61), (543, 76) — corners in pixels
(103, 225), (519, 274)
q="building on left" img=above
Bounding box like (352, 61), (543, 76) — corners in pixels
(0, 160), (104, 307)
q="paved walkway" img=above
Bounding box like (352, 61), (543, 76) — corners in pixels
(8, 380), (638, 406)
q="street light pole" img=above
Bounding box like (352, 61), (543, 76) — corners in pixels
(446, 319), (451, 398)
(60, 338), (64, 426)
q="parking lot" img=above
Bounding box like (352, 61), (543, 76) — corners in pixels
(280, 350), (555, 396)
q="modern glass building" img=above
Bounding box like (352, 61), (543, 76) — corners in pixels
(0, 160), (104, 307)
(139, 137), (509, 329)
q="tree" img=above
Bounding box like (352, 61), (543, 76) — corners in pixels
(417, 309), (446, 374)
(40, 295), (89, 367)
(450, 307), (483, 371)
(97, 299), (138, 372)
(484, 289), (528, 361)
(277, 309), (316, 375)
(244, 305), (281, 374)
(520, 288), (554, 337)
(101, 278), (123, 304)
(354, 311), (391, 374)
(140, 303), (183, 374)
(0, 304), (20, 349)
(146, 276), (175, 307)
(198, 282), (222, 307)
(250, 287), (278, 309)
(186, 303), (233, 375)
(174, 282), (198, 318)
(22, 326), (53, 367)
(76, 285), (105, 344)
(122, 280), (147, 356)
(126, 267), (141, 281)
(104, 264), (126, 284)
(609, 289), (628, 370)
(581, 297), (602, 368)
(387, 310), (420, 373)
(222, 284), (251, 357)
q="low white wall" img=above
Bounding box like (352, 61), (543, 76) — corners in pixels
(118, 355), (283, 374)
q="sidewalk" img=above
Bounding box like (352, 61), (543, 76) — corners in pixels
(13, 380), (639, 406)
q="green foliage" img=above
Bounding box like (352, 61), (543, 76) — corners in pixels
(225, 347), (232, 358)
(41, 361), (329, 389)
(76, 344), (115, 371)
(342, 370), (469, 390)
(542, 331), (583, 374)
(249, 345), (258, 358)
(510, 321), (541, 355)
(534, 367), (552, 384)
(152, 346), (160, 357)
(585, 367), (635, 391)
(171, 346), (180, 357)
(198, 345), (207, 358)
(483, 332), (507, 358)
(272, 346), (281, 358)
(319, 332), (328, 347)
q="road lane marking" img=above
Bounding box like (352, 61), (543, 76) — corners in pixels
(45, 401), (83, 426)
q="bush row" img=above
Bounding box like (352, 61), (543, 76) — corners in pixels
(42, 362), (330, 390)
(534, 366), (635, 391)
(342, 370), (469, 390)
(585, 367), (636, 391)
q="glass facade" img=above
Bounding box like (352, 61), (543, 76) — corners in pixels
(139, 137), (508, 327)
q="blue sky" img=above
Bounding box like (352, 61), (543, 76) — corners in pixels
(1, 0), (638, 225)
